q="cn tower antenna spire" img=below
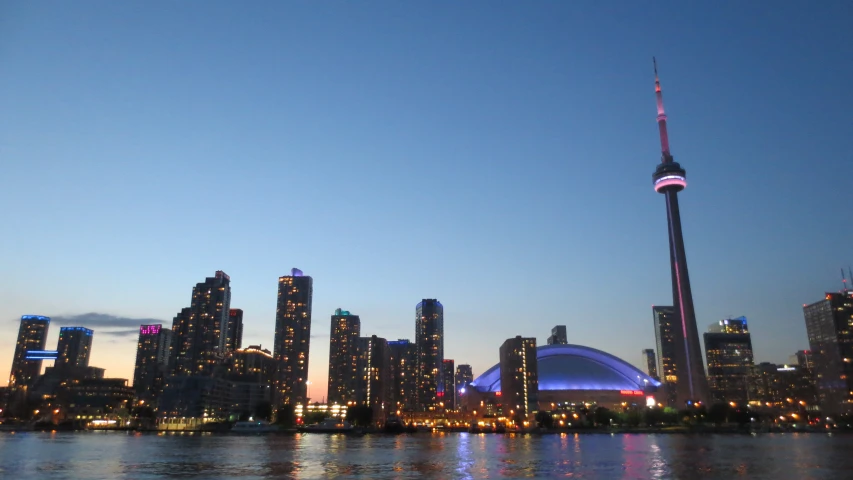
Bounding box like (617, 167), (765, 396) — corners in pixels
(654, 57), (672, 162)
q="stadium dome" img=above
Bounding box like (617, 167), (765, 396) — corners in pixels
(470, 344), (661, 393)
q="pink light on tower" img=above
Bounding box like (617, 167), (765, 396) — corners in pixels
(140, 324), (161, 335)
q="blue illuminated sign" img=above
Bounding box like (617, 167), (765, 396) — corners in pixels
(21, 315), (50, 322)
(60, 326), (93, 335)
(25, 350), (58, 360)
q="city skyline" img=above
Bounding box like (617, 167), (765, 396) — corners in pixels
(1, 2), (852, 400)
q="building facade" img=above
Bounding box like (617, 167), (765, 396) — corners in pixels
(327, 309), (361, 405)
(9, 315), (51, 389)
(547, 325), (567, 345)
(388, 339), (418, 413)
(704, 317), (754, 405)
(652, 306), (678, 406)
(803, 291), (853, 414)
(441, 359), (455, 410)
(56, 327), (94, 369)
(455, 364), (474, 395)
(499, 336), (539, 422)
(226, 309), (244, 353)
(169, 271), (232, 376)
(642, 349), (658, 380)
(132, 324), (173, 403)
(416, 299), (444, 412)
(274, 268), (313, 406)
(359, 335), (392, 422)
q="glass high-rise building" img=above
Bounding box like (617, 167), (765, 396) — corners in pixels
(327, 308), (361, 405)
(653, 306), (678, 406)
(9, 315), (51, 388)
(455, 364), (474, 411)
(441, 359), (455, 410)
(499, 336), (539, 422)
(704, 317), (754, 405)
(56, 327), (93, 369)
(547, 325), (567, 345)
(133, 324), (173, 403)
(416, 299), (444, 412)
(226, 308), (244, 353)
(804, 291), (853, 414)
(358, 335), (392, 421)
(274, 268), (313, 406)
(642, 349), (659, 380)
(388, 339), (418, 413)
(169, 271), (231, 376)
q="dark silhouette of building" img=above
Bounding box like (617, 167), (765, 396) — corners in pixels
(547, 325), (567, 345)
(652, 306), (678, 406)
(133, 324), (173, 403)
(274, 268), (313, 406)
(56, 327), (93, 369)
(650, 61), (709, 406)
(499, 336), (539, 422)
(357, 335), (392, 422)
(388, 339), (417, 413)
(455, 363), (474, 396)
(441, 359), (455, 410)
(416, 299), (444, 412)
(225, 345), (277, 420)
(9, 315), (51, 389)
(327, 308), (361, 405)
(169, 271), (232, 376)
(642, 349), (658, 380)
(749, 362), (817, 411)
(226, 309), (244, 353)
(704, 317), (754, 405)
(803, 291), (853, 414)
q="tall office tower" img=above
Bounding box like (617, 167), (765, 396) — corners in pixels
(790, 350), (813, 369)
(226, 309), (244, 352)
(169, 271), (231, 376)
(547, 325), (568, 345)
(804, 291), (853, 414)
(416, 299), (444, 412)
(441, 359), (456, 410)
(133, 324), (173, 403)
(704, 317), (754, 405)
(650, 60), (709, 406)
(643, 349), (659, 380)
(388, 339), (418, 412)
(9, 315), (51, 388)
(358, 335), (392, 420)
(653, 306), (678, 406)
(499, 336), (539, 422)
(327, 308), (361, 405)
(168, 308), (192, 376)
(274, 268), (313, 405)
(56, 327), (94, 368)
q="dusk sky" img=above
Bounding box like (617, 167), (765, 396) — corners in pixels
(1, 1), (851, 400)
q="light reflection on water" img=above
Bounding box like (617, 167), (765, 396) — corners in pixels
(0, 431), (851, 479)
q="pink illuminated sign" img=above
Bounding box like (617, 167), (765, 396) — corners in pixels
(140, 325), (161, 335)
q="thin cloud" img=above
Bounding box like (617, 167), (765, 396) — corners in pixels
(48, 312), (168, 329)
(98, 329), (143, 338)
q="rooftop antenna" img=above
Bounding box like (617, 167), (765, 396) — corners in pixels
(842, 267), (848, 292)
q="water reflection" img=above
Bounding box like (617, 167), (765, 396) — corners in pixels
(0, 432), (852, 479)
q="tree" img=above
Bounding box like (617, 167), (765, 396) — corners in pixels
(346, 405), (373, 427)
(593, 407), (613, 427)
(253, 401), (273, 421)
(535, 411), (554, 429)
(707, 403), (730, 425)
(275, 405), (295, 427)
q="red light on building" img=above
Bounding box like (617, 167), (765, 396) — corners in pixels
(620, 390), (644, 396)
(437, 392), (444, 397)
(495, 391), (502, 397)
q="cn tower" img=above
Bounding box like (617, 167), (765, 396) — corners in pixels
(651, 59), (709, 406)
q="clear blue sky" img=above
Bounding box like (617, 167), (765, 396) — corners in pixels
(2, 1), (851, 397)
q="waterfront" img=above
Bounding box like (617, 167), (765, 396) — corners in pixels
(1, 432), (851, 479)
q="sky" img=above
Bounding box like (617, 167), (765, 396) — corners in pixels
(1, 1), (851, 400)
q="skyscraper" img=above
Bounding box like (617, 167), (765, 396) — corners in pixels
(704, 317), (754, 405)
(547, 325), (567, 345)
(327, 308), (361, 405)
(455, 364), (474, 412)
(388, 339), (418, 413)
(355, 335), (392, 421)
(169, 271), (231, 376)
(441, 359), (455, 410)
(133, 324), (173, 403)
(803, 291), (853, 414)
(649, 61), (709, 406)
(274, 268), (313, 406)
(499, 336), (538, 422)
(642, 349), (659, 380)
(226, 309), (244, 353)
(416, 299), (444, 412)
(9, 315), (50, 388)
(56, 327), (93, 369)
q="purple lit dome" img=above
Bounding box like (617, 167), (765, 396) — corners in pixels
(470, 344), (661, 393)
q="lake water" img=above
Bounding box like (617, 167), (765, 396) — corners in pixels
(1, 431), (851, 479)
